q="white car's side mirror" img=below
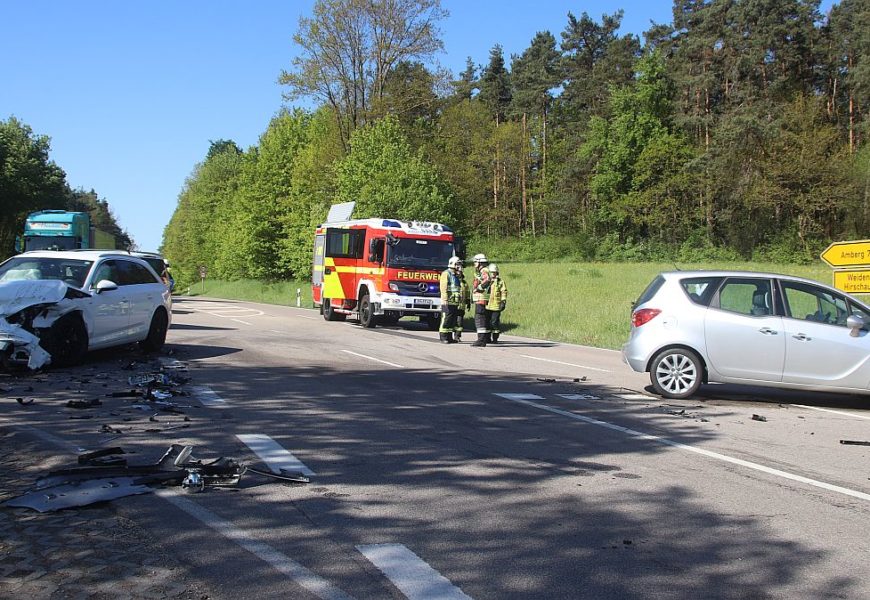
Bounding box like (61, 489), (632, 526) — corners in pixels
(846, 314), (866, 337)
(94, 280), (118, 294)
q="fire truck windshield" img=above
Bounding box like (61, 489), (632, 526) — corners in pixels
(386, 239), (455, 269)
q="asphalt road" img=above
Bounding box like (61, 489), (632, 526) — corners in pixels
(3, 295), (870, 599)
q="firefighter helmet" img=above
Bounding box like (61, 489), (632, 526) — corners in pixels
(448, 256), (462, 269)
(472, 253), (488, 264)
(489, 263), (498, 274)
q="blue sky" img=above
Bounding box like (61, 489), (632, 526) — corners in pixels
(1, 1), (834, 252)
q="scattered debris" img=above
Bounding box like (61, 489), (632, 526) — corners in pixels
(3, 444), (259, 512)
(15, 397), (34, 405)
(751, 414), (767, 422)
(66, 398), (102, 409)
(840, 440), (870, 446)
(573, 376), (588, 382)
(536, 378), (556, 383)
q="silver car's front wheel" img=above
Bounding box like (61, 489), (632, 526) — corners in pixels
(650, 348), (703, 399)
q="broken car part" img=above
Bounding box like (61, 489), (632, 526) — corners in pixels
(4, 444), (247, 512)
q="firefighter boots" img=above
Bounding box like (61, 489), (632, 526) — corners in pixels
(440, 333), (455, 344)
(453, 331), (462, 343)
(491, 333), (500, 344)
(472, 334), (487, 347)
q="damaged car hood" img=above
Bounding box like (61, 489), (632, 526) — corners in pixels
(0, 279), (86, 317)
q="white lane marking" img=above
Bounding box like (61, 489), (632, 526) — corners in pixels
(237, 434), (315, 476)
(618, 394), (653, 401)
(793, 404), (870, 421)
(496, 393), (870, 503)
(558, 394), (601, 400)
(519, 354), (611, 373)
(156, 490), (353, 600)
(231, 319), (252, 325)
(190, 385), (226, 406)
(341, 350), (404, 369)
(269, 330), (285, 334)
(356, 544), (472, 600)
(296, 314), (318, 320)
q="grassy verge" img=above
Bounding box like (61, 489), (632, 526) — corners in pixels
(180, 261), (853, 350)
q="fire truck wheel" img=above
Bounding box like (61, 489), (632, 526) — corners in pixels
(358, 294), (377, 328)
(323, 299), (346, 322)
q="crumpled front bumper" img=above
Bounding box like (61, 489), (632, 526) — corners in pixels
(0, 321), (52, 369)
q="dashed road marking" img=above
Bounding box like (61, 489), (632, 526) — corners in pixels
(237, 434), (315, 476)
(519, 354), (611, 373)
(617, 394), (653, 400)
(189, 385), (226, 406)
(356, 543), (472, 600)
(157, 490), (353, 600)
(231, 319), (252, 325)
(792, 404), (870, 421)
(558, 393), (601, 400)
(496, 393), (870, 503)
(341, 350), (404, 368)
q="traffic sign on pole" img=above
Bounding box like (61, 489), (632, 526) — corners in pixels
(820, 240), (870, 268)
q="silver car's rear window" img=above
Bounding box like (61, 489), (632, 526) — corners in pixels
(635, 275), (665, 307)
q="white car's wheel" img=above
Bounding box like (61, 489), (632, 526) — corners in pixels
(650, 348), (703, 399)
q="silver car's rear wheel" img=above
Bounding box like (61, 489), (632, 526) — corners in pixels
(650, 348), (703, 399)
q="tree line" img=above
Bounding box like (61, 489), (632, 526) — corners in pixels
(0, 117), (132, 258)
(162, 0), (868, 285)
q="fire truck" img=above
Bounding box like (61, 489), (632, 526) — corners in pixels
(312, 202), (462, 328)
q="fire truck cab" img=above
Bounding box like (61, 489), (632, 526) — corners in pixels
(312, 203), (460, 329)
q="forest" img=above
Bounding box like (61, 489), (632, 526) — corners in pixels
(6, 1), (867, 284)
(0, 117), (132, 256)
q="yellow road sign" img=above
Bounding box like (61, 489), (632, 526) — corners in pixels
(833, 269), (870, 294)
(820, 240), (870, 268)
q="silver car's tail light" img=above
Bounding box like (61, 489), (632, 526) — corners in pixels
(632, 308), (661, 328)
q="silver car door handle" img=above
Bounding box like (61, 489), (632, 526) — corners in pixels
(792, 333), (811, 341)
(758, 328), (778, 335)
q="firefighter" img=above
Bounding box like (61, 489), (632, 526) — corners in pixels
(439, 256), (468, 343)
(471, 253), (492, 347)
(486, 263), (507, 343)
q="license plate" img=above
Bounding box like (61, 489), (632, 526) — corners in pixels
(415, 298), (433, 305)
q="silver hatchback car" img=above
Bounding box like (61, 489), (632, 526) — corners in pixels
(622, 271), (870, 399)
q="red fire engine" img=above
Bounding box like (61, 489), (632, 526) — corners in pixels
(312, 203), (461, 328)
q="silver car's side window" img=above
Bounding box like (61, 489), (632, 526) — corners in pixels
(716, 278), (773, 317)
(782, 282), (850, 326)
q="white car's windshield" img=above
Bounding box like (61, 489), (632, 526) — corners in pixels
(0, 257), (93, 288)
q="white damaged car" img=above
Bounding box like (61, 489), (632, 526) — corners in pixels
(0, 250), (172, 369)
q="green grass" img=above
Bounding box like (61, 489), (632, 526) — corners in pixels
(181, 261), (859, 350)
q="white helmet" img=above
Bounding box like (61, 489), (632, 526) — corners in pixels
(488, 263), (498, 274)
(448, 256), (462, 269)
(472, 253), (488, 264)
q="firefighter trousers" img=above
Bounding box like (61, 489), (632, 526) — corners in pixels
(474, 304), (491, 335)
(489, 309), (502, 334)
(439, 304), (461, 334)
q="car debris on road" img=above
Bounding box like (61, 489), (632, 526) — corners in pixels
(3, 442), (310, 512)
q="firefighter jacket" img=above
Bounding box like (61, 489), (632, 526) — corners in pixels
(440, 269), (468, 306)
(472, 267), (492, 304)
(486, 275), (507, 311)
